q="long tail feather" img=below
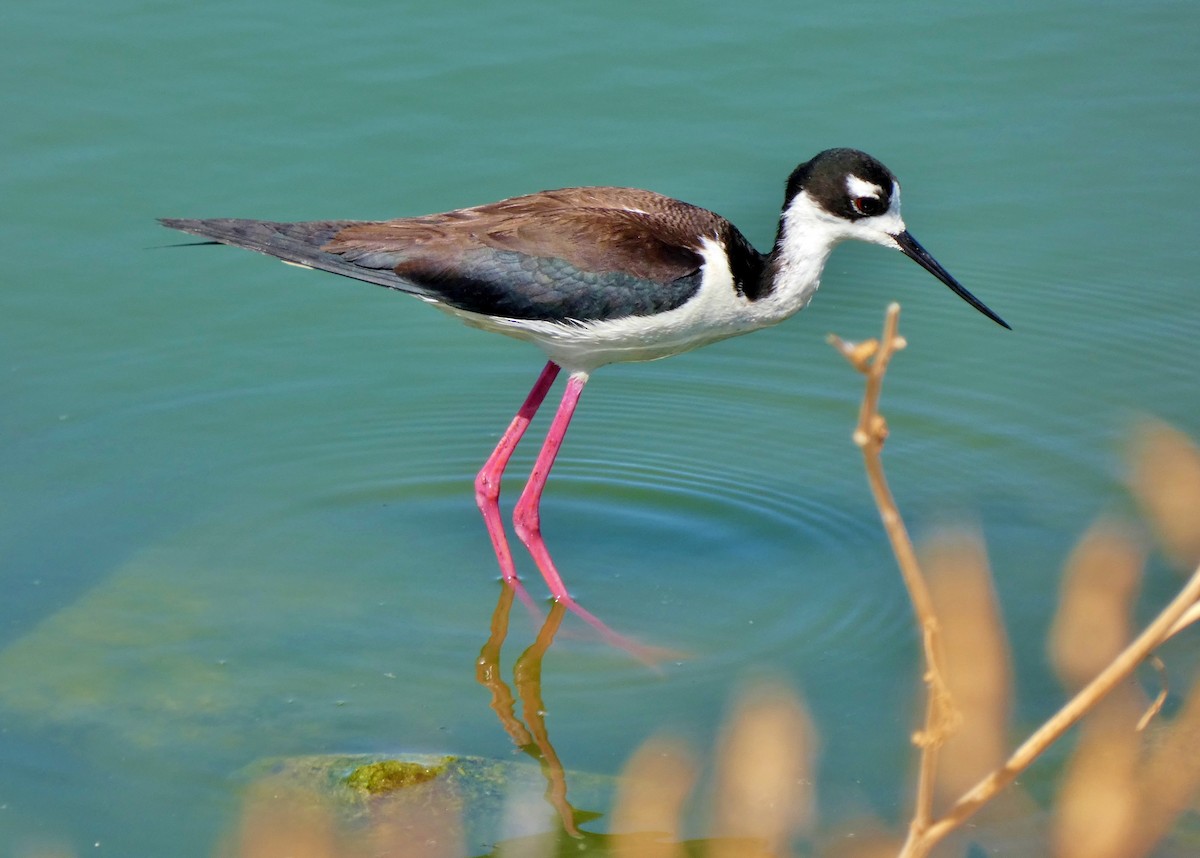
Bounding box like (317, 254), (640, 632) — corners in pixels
(157, 217), (429, 296)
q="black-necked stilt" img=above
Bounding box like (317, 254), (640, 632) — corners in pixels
(161, 148), (1008, 624)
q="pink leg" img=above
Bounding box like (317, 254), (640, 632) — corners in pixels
(475, 361), (560, 585)
(512, 372), (588, 602)
(483, 366), (678, 666)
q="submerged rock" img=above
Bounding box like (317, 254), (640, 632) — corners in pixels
(241, 751), (613, 850)
(345, 757), (457, 794)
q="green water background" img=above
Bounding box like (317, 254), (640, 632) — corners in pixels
(2, 0), (1198, 853)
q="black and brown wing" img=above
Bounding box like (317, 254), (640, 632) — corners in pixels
(160, 186), (744, 323)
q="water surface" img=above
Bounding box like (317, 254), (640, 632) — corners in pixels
(2, 0), (1198, 853)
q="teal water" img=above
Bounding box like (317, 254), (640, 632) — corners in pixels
(3, 0), (1198, 853)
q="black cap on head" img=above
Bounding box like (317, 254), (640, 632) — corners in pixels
(785, 149), (897, 219)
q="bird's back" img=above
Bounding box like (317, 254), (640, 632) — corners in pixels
(161, 186), (764, 324)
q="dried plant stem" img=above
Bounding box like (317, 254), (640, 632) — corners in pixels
(1137, 656), (1169, 732)
(911, 562), (1200, 854)
(828, 305), (932, 620)
(1165, 601), (1200, 641)
(829, 303), (956, 844)
(833, 304), (1200, 858)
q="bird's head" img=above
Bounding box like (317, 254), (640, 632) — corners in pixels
(779, 148), (1009, 329)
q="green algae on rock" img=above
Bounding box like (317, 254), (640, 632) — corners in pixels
(345, 756), (456, 794)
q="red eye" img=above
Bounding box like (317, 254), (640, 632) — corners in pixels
(852, 196), (882, 217)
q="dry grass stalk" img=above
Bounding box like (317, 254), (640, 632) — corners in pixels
(1128, 420), (1200, 643)
(924, 531), (1011, 806)
(709, 682), (816, 858)
(893, 554), (1200, 858)
(830, 305), (1200, 858)
(1128, 420), (1200, 570)
(610, 737), (697, 858)
(1048, 521), (1145, 691)
(218, 780), (339, 858)
(1134, 674), (1200, 849)
(1047, 521), (1172, 857)
(1053, 692), (1145, 858)
(1052, 670), (1200, 857)
(829, 304), (958, 850)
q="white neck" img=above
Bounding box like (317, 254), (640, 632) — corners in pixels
(765, 186), (907, 319)
(762, 192), (849, 318)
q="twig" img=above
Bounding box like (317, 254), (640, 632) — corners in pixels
(1164, 601), (1200, 642)
(911, 562), (1200, 853)
(829, 304), (959, 846)
(1137, 656), (1169, 732)
(833, 304), (1200, 857)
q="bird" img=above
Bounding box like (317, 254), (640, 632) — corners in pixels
(160, 147), (1008, 632)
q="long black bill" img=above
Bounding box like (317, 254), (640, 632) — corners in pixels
(893, 230), (1010, 330)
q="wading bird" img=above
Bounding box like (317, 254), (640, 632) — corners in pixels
(161, 148), (1008, 640)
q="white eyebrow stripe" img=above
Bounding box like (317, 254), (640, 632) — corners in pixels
(845, 175), (884, 199)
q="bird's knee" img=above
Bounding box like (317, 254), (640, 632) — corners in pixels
(474, 469), (501, 508)
(512, 503), (540, 544)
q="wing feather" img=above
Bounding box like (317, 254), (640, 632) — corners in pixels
(162, 186), (759, 322)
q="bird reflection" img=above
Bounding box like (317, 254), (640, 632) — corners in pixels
(476, 580), (582, 836)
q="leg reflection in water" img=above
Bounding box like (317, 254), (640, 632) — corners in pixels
(475, 580), (580, 836)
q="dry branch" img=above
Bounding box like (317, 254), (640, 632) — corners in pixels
(831, 304), (1200, 858)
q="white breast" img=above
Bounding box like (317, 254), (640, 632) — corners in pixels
(436, 237), (823, 374)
